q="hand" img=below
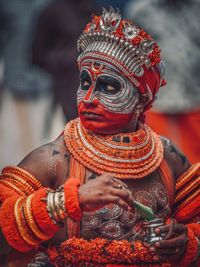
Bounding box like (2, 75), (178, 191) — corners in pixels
(78, 173), (134, 212)
(28, 252), (54, 267)
(149, 220), (188, 263)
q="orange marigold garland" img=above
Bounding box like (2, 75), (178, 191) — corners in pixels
(53, 238), (170, 267)
(64, 178), (83, 222)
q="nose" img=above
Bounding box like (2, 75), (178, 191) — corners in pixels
(83, 83), (97, 105)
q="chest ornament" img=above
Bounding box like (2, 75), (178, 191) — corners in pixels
(64, 118), (163, 179)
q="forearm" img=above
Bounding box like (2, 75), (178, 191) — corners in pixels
(173, 163), (200, 266)
(0, 190), (60, 252)
(0, 167), (82, 253)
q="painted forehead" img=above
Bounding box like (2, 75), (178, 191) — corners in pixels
(79, 59), (122, 77)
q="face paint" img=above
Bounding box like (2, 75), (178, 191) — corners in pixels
(77, 61), (140, 134)
(77, 61), (139, 114)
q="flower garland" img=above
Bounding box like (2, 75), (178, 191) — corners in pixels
(52, 238), (170, 267)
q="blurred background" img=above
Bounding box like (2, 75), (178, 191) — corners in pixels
(0, 0), (199, 173)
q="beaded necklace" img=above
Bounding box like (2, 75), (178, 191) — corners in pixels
(64, 118), (163, 179)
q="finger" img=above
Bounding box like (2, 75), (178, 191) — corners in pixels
(98, 173), (115, 185)
(111, 188), (134, 208)
(154, 233), (186, 249)
(150, 246), (180, 255)
(156, 223), (187, 235)
(153, 254), (179, 263)
(142, 241), (151, 248)
(33, 256), (49, 262)
(112, 178), (129, 189)
(28, 264), (45, 267)
(107, 196), (130, 210)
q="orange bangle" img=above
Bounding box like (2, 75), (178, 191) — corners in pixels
(14, 197), (40, 246)
(176, 163), (200, 190)
(2, 173), (34, 195)
(171, 228), (198, 267)
(2, 166), (42, 189)
(64, 178), (82, 222)
(0, 196), (34, 252)
(187, 223), (200, 239)
(23, 194), (48, 241)
(0, 179), (26, 196)
(175, 176), (200, 203)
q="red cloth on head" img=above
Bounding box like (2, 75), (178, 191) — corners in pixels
(136, 65), (164, 112)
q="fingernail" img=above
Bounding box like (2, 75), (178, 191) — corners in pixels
(155, 228), (160, 234)
(150, 247), (155, 252)
(155, 242), (160, 248)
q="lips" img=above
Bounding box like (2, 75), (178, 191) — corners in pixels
(81, 111), (103, 119)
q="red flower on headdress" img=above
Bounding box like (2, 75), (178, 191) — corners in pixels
(132, 36), (142, 45)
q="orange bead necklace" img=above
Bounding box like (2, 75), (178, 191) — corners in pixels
(64, 118), (163, 179)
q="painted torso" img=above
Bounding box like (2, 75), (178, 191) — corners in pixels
(81, 170), (169, 241)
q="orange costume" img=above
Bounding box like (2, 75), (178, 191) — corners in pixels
(0, 7), (200, 267)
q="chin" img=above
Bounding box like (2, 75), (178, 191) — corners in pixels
(80, 117), (128, 135)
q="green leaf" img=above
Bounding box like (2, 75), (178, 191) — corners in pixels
(133, 201), (155, 221)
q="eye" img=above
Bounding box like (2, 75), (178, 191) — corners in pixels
(107, 85), (116, 92)
(81, 79), (91, 90)
(80, 70), (92, 90)
(83, 80), (90, 87)
(96, 78), (121, 95)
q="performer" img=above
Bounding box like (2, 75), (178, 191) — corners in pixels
(0, 8), (199, 267)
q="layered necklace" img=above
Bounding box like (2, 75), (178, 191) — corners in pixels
(64, 118), (163, 179)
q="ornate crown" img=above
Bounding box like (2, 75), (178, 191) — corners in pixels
(77, 7), (161, 83)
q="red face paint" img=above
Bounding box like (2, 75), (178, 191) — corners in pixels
(78, 101), (137, 134)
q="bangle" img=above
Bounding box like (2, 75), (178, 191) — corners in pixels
(0, 179), (25, 196)
(171, 228), (198, 267)
(2, 166), (42, 189)
(23, 194), (48, 241)
(46, 187), (67, 226)
(64, 178), (82, 222)
(1, 173), (34, 195)
(14, 197), (40, 246)
(31, 188), (60, 237)
(193, 237), (200, 264)
(0, 196), (34, 252)
(187, 223), (200, 238)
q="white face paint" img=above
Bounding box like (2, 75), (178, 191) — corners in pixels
(77, 60), (140, 114)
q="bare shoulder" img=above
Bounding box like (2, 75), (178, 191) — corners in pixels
(160, 136), (191, 179)
(18, 135), (70, 189)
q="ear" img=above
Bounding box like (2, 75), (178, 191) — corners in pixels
(138, 93), (150, 108)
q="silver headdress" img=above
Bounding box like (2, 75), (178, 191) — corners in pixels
(77, 7), (161, 83)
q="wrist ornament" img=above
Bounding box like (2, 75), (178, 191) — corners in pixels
(46, 186), (67, 226)
(63, 178), (82, 222)
(171, 228), (199, 267)
(0, 188), (61, 252)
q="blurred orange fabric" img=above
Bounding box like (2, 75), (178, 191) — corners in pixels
(146, 109), (200, 163)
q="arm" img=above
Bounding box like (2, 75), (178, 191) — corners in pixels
(0, 136), (70, 254)
(0, 135), (135, 255)
(150, 137), (200, 266)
